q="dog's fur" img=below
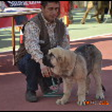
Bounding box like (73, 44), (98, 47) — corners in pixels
(43, 44), (105, 105)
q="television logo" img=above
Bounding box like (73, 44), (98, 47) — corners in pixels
(85, 100), (109, 105)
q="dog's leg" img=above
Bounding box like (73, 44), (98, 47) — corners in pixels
(94, 11), (102, 23)
(92, 69), (105, 100)
(81, 1), (94, 24)
(81, 8), (92, 24)
(110, 9), (112, 19)
(100, 9), (105, 22)
(77, 79), (86, 106)
(86, 76), (91, 95)
(56, 78), (73, 105)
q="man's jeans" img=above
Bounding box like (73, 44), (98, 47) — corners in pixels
(17, 54), (56, 92)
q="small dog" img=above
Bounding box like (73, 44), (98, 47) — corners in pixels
(43, 44), (105, 105)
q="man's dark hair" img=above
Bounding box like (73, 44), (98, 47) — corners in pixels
(41, 1), (60, 8)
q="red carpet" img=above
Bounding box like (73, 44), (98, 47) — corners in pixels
(0, 35), (112, 111)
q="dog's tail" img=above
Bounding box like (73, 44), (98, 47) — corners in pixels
(102, 84), (106, 92)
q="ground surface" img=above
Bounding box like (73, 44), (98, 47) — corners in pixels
(0, 34), (112, 111)
(0, 8), (112, 111)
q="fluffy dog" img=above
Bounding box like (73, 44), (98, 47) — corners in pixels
(43, 44), (105, 105)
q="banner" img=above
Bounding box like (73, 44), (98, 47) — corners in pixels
(0, 1), (41, 28)
(4, 1), (41, 8)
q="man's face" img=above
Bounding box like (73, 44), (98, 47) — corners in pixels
(42, 2), (60, 22)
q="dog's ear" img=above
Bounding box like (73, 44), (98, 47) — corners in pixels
(57, 55), (68, 66)
(57, 56), (63, 62)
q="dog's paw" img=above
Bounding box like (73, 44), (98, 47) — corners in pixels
(96, 92), (105, 100)
(56, 99), (68, 105)
(86, 91), (89, 95)
(77, 100), (86, 106)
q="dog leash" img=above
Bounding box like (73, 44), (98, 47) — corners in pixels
(43, 77), (63, 97)
(51, 77), (60, 92)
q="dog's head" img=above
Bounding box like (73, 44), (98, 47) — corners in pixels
(43, 47), (75, 76)
(43, 47), (65, 68)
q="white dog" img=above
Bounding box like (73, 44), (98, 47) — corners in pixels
(43, 44), (105, 105)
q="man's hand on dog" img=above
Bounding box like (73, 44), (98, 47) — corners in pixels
(39, 59), (52, 77)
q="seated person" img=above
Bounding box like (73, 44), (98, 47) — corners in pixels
(15, 1), (70, 102)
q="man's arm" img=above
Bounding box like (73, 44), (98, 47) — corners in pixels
(24, 21), (43, 63)
(24, 21), (52, 77)
(59, 26), (70, 50)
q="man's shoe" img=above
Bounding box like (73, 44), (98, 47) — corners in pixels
(25, 90), (38, 102)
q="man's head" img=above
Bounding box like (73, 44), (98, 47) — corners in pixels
(41, 1), (60, 22)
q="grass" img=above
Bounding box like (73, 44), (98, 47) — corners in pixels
(0, 28), (20, 52)
(68, 8), (112, 40)
(0, 8), (112, 52)
(68, 23), (112, 40)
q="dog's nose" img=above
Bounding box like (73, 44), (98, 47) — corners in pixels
(43, 55), (54, 68)
(42, 55), (48, 65)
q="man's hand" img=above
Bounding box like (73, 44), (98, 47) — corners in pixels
(39, 59), (52, 77)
